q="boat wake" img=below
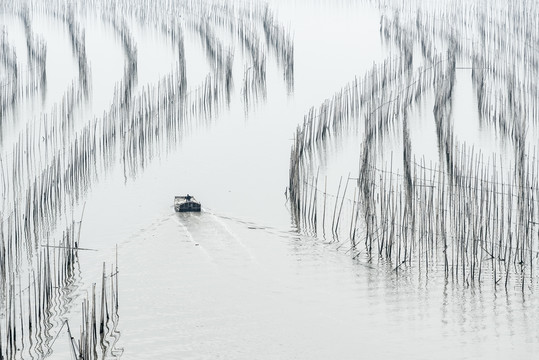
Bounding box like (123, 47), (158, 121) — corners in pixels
(172, 208), (262, 263)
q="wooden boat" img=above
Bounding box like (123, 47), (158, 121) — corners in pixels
(174, 195), (201, 212)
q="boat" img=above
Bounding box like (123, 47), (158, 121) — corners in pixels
(174, 195), (201, 212)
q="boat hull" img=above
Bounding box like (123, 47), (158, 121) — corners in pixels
(175, 202), (201, 212)
(174, 196), (201, 212)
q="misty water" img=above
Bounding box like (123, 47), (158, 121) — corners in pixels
(1, 0), (539, 359)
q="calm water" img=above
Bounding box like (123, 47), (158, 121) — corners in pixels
(1, 0), (538, 359)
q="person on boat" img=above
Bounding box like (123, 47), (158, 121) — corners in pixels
(185, 194), (192, 201)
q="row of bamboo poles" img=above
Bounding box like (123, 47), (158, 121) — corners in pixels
(1, 0), (295, 357)
(289, 0), (539, 290)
